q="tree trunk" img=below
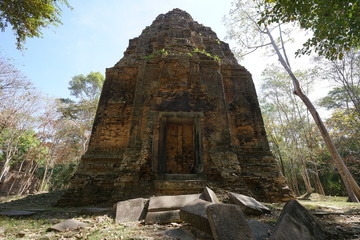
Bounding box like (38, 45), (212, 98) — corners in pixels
(300, 160), (313, 194)
(313, 171), (325, 195)
(313, 163), (326, 195)
(288, 158), (300, 196)
(266, 27), (360, 202)
(39, 163), (49, 192)
(268, 132), (286, 176)
(0, 156), (11, 182)
(291, 167), (301, 196)
(19, 163), (38, 195)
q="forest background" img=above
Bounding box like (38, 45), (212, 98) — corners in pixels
(0, 0), (359, 200)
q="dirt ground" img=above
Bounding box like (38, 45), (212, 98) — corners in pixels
(0, 191), (359, 239)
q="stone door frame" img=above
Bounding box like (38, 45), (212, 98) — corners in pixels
(156, 112), (203, 175)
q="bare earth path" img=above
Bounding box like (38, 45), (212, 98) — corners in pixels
(0, 191), (359, 239)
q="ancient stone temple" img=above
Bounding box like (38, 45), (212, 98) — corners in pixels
(58, 9), (293, 206)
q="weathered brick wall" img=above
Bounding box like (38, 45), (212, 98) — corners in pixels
(57, 9), (293, 206)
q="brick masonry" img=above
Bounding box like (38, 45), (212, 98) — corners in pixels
(57, 9), (294, 206)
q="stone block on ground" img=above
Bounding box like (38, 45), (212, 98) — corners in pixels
(145, 210), (181, 224)
(48, 219), (89, 232)
(0, 210), (36, 216)
(248, 219), (272, 240)
(148, 194), (202, 212)
(164, 227), (197, 240)
(81, 207), (111, 215)
(229, 192), (271, 215)
(25, 209), (47, 212)
(180, 199), (213, 234)
(207, 203), (255, 240)
(113, 198), (146, 223)
(203, 186), (220, 203)
(269, 199), (327, 240)
(181, 225), (214, 240)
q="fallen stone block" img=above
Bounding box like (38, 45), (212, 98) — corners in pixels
(113, 198), (147, 223)
(0, 210), (36, 216)
(48, 219), (89, 232)
(165, 225), (214, 240)
(203, 186), (220, 203)
(248, 219), (272, 240)
(180, 199), (213, 234)
(145, 210), (181, 224)
(164, 227), (197, 240)
(207, 203), (255, 240)
(80, 207), (111, 215)
(229, 192), (271, 215)
(25, 209), (47, 212)
(269, 199), (327, 240)
(148, 194), (202, 212)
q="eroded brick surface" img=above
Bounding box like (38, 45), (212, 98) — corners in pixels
(57, 9), (294, 206)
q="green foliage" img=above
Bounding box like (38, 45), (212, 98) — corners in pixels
(143, 48), (221, 62)
(317, 49), (360, 114)
(37, 163), (77, 191)
(318, 87), (359, 110)
(192, 48), (221, 61)
(68, 72), (105, 101)
(319, 169), (346, 196)
(143, 48), (169, 59)
(259, 0), (360, 60)
(0, 129), (47, 165)
(0, 0), (71, 50)
(326, 109), (360, 156)
(52, 72), (105, 165)
(259, 64), (351, 196)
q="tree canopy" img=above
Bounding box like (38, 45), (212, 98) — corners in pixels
(68, 72), (105, 101)
(227, 0), (360, 201)
(259, 0), (360, 60)
(0, 0), (71, 49)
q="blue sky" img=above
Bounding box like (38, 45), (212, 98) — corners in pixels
(1, 0), (234, 99)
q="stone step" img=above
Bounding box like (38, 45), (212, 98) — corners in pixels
(154, 179), (206, 195)
(156, 174), (207, 181)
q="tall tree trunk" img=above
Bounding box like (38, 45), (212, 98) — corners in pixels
(268, 132), (286, 176)
(266, 27), (360, 202)
(39, 164), (49, 192)
(300, 159), (313, 194)
(0, 157), (11, 182)
(289, 158), (301, 196)
(312, 161), (326, 195)
(313, 171), (325, 195)
(19, 163), (38, 195)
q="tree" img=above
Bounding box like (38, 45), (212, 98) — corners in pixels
(226, 0), (360, 201)
(34, 72), (104, 192)
(319, 87), (358, 111)
(0, 56), (32, 121)
(259, 0), (360, 60)
(59, 72), (104, 153)
(0, 57), (41, 183)
(35, 99), (81, 192)
(0, 0), (71, 49)
(317, 49), (360, 114)
(68, 72), (104, 101)
(260, 65), (325, 196)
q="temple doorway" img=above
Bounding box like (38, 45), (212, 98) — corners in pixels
(158, 112), (202, 175)
(165, 120), (195, 174)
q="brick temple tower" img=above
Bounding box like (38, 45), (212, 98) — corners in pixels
(58, 9), (293, 206)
